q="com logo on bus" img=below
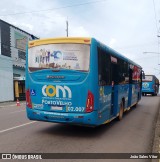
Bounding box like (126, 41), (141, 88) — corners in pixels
(143, 82), (149, 88)
(42, 85), (72, 98)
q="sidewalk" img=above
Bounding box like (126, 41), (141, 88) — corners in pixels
(152, 100), (160, 162)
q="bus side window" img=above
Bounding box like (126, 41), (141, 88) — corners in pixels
(118, 60), (129, 84)
(129, 68), (133, 84)
(98, 47), (111, 86)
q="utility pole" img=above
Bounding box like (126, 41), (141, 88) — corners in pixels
(66, 20), (68, 37)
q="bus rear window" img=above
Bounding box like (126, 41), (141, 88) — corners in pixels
(28, 44), (90, 72)
(142, 75), (153, 82)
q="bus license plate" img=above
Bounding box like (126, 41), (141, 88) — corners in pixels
(51, 106), (63, 111)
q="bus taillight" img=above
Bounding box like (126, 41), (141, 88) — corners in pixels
(86, 91), (94, 113)
(26, 89), (32, 108)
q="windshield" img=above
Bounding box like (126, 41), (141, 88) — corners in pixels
(142, 75), (153, 82)
(28, 43), (90, 72)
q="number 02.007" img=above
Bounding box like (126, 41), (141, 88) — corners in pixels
(67, 107), (85, 112)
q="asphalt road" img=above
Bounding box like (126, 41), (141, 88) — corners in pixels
(0, 96), (159, 162)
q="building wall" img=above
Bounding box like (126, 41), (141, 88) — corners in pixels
(0, 55), (14, 102)
(13, 67), (25, 78)
(10, 26), (32, 68)
(0, 19), (38, 101)
(0, 24), (1, 54)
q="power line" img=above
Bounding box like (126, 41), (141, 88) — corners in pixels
(0, 0), (108, 17)
(152, 0), (159, 32)
(152, 0), (160, 62)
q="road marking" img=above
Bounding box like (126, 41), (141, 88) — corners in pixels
(0, 121), (37, 134)
(10, 110), (25, 114)
(0, 103), (26, 108)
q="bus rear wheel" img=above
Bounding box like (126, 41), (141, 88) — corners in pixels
(118, 101), (124, 120)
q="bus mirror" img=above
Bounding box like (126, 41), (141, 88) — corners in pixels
(142, 70), (145, 79)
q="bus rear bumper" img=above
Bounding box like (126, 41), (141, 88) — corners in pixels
(142, 89), (154, 93)
(26, 108), (98, 126)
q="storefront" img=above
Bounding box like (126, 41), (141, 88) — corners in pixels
(14, 77), (25, 101)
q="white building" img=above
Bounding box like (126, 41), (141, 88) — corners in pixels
(0, 55), (13, 102)
(0, 19), (38, 102)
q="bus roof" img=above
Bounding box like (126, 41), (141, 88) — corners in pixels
(29, 37), (91, 48)
(93, 38), (142, 68)
(108, 47), (142, 69)
(145, 75), (159, 79)
(28, 37), (142, 68)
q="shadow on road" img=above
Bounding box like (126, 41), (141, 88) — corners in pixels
(36, 105), (140, 139)
(36, 120), (119, 138)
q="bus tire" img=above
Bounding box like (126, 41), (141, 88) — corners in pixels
(118, 101), (124, 120)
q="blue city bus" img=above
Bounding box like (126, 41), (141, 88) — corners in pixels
(26, 37), (142, 126)
(142, 75), (159, 96)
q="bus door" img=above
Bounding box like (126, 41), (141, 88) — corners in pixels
(128, 66), (133, 106)
(110, 56), (118, 116)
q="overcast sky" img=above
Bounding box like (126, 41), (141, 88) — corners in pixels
(0, 0), (160, 78)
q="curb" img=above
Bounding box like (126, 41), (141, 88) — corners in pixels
(152, 99), (160, 162)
